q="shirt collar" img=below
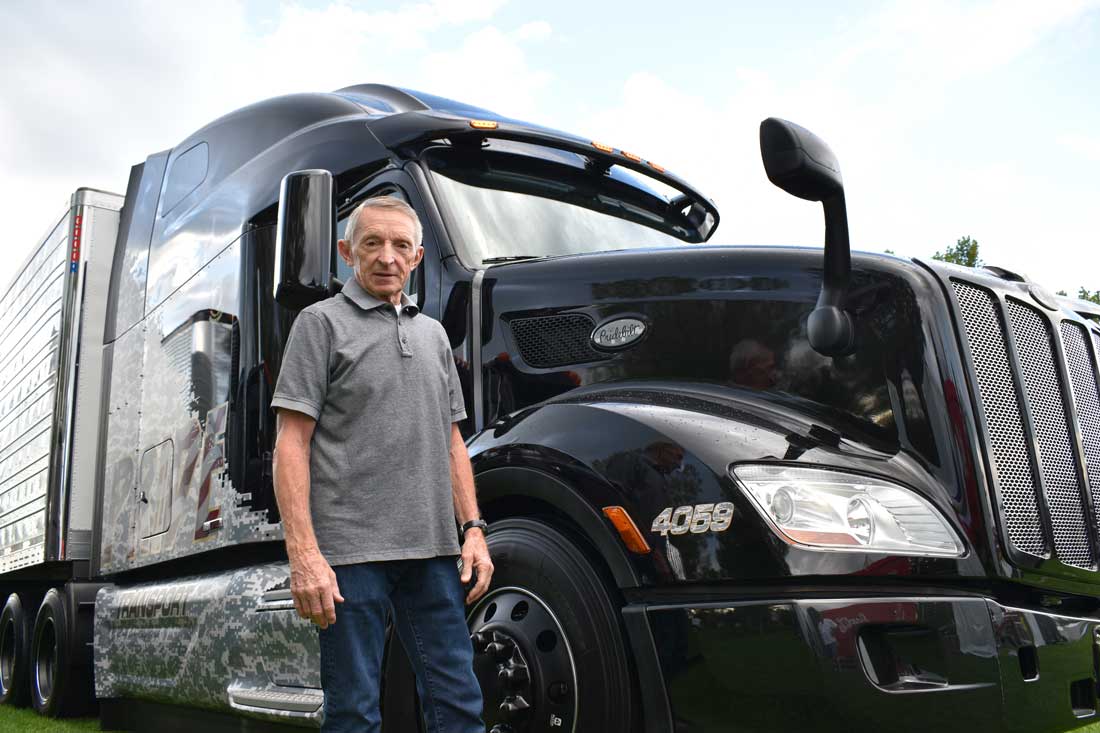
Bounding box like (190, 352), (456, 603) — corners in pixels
(341, 277), (419, 316)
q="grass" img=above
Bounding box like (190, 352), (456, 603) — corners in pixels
(6, 695), (1100, 732)
(3, 706), (1100, 733)
(6, 708), (1100, 733)
(0, 706), (99, 732)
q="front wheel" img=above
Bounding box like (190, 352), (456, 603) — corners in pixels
(467, 518), (636, 733)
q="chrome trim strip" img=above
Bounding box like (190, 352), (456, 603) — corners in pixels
(471, 268), (486, 430)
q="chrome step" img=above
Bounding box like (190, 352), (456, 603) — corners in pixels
(227, 684), (323, 716)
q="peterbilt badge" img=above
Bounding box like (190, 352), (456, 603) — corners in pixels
(591, 317), (646, 349)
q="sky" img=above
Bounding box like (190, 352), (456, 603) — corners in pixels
(1, 0), (1098, 294)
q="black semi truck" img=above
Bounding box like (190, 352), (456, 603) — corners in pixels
(1, 83), (1099, 733)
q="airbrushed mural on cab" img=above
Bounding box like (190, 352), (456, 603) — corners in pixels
(99, 239), (282, 574)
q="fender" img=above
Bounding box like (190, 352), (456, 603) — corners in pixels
(467, 394), (743, 588)
(469, 382), (982, 586)
(474, 465), (641, 589)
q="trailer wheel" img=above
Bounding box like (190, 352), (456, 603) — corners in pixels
(0, 593), (31, 707)
(467, 518), (636, 733)
(30, 589), (87, 717)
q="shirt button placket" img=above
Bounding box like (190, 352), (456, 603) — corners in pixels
(397, 312), (412, 357)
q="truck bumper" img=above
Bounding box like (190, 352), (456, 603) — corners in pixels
(625, 595), (1100, 733)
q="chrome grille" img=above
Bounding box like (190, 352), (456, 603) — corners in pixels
(952, 282), (1046, 556)
(1062, 321), (1100, 536)
(1005, 300), (1092, 569)
(953, 277), (1100, 572)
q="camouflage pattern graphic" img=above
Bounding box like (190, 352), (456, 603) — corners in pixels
(99, 240), (283, 574)
(94, 561), (322, 726)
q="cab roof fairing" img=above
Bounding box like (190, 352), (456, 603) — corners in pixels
(363, 110), (721, 240)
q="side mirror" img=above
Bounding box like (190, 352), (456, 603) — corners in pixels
(274, 169), (336, 310)
(760, 118), (854, 356)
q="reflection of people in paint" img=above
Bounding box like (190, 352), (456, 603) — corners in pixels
(728, 339), (777, 390)
(819, 616), (839, 661)
(644, 441), (685, 476)
(602, 441), (689, 581)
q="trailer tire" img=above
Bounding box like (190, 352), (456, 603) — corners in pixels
(0, 593), (31, 707)
(467, 518), (636, 733)
(30, 589), (88, 717)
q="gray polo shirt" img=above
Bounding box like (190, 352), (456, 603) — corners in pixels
(270, 278), (467, 565)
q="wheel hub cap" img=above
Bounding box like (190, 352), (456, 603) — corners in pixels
(468, 587), (577, 733)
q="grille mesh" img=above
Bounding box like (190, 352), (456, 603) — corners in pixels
(1061, 321), (1100, 536)
(1006, 299), (1092, 568)
(952, 282), (1047, 556)
(509, 314), (606, 368)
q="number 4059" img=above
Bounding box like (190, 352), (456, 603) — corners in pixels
(651, 502), (735, 536)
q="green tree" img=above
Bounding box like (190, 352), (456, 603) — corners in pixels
(1078, 287), (1100, 305)
(933, 235), (982, 267)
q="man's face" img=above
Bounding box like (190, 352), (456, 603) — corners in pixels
(337, 207), (423, 304)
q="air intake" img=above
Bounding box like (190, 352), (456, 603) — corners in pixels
(509, 314), (608, 369)
(953, 279), (1100, 572)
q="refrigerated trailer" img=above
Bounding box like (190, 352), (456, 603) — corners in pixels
(0, 189), (121, 715)
(3, 84), (1100, 733)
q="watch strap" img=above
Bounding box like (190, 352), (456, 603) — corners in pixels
(461, 518), (488, 535)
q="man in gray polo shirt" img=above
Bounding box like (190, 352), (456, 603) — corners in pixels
(271, 196), (490, 732)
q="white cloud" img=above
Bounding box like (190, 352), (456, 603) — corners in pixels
(414, 25), (554, 121)
(0, 0), (565, 289)
(1, 0), (1098, 297)
(833, 0), (1100, 84)
(576, 0), (1100, 294)
(515, 20), (552, 42)
(1059, 133), (1100, 163)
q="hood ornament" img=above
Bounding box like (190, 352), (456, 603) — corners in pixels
(591, 317), (646, 350)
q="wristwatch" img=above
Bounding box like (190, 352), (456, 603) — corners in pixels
(461, 518), (488, 536)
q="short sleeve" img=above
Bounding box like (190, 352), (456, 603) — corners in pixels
(447, 350), (467, 422)
(270, 311), (331, 420)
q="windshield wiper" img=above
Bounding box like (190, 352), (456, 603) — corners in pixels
(482, 255), (545, 264)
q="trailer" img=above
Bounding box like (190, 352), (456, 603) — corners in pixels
(0, 189), (121, 715)
(2, 84), (1100, 733)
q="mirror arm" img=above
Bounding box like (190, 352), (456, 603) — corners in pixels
(808, 191), (855, 356)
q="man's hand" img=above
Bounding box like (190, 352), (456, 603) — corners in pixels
(460, 528), (493, 605)
(290, 549), (344, 629)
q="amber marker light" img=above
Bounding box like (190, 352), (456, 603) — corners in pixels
(620, 150), (642, 162)
(603, 506), (651, 554)
(469, 119), (499, 130)
(648, 161), (666, 173)
(591, 141), (614, 153)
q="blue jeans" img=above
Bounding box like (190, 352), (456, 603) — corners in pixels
(318, 556), (484, 732)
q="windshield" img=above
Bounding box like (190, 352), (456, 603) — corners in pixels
(423, 141), (711, 265)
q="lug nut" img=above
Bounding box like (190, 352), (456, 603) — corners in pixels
(499, 694), (531, 718)
(471, 630), (492, 653)
(498, 663), (530, 688)
(486, 637), (515, 662)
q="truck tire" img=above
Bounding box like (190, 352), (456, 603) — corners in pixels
(0, 593), (31, 706)
(467, 518), (636, 733)
(30, 589), (89, 717)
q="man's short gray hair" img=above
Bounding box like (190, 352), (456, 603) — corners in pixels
(344, 195), (423, 248)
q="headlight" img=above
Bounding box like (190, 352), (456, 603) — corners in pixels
(731, 465), (965, 558)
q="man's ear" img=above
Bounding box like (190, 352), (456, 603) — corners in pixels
(337, 238), (351, 265)
(410, 244), (425, 270)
